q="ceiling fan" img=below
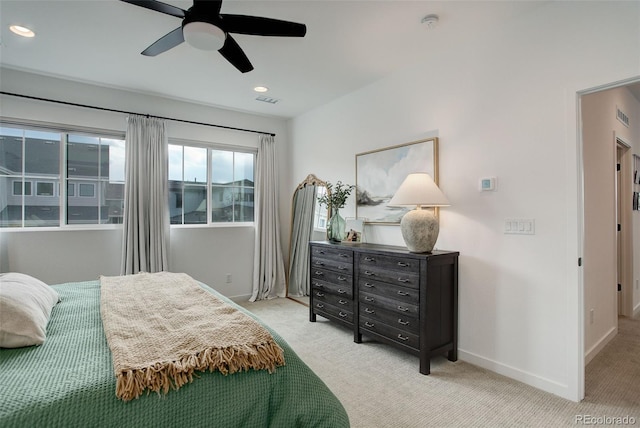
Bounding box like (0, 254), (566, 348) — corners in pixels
(120, 0), (307, 73)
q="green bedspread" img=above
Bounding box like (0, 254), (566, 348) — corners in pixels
(0, 280), (349, 428)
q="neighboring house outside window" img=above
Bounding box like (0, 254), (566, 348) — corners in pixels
(169, 144), (255, 225)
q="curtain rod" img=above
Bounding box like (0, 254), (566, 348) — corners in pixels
(0, 91), (276, 137)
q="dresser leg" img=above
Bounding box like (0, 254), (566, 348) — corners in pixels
(354, 332), (362, 343)
(310, 310), (316, 322)
(447, 349), (457, 362)
(419, 359), (431, 375)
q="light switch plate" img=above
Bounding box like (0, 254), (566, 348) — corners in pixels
(504, 218), (535, 235)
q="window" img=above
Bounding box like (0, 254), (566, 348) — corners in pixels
(0, 124), (124, 228)
(169, 144), (255, 225)
(79, 183), (95, 197)
(66, 134), (125, 225)
(0, 127), (61, 227)
(12, 180), (32, 196)
(36, 182), (55, 196)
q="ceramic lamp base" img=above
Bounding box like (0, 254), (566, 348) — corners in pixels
(400, 208), (439, 253)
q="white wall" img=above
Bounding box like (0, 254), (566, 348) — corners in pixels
(0, 68), (290, 300)
(581, 87), (640, 362)
(287, 1), (639, 401)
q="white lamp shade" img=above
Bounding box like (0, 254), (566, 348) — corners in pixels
(388, 173), (450, 207)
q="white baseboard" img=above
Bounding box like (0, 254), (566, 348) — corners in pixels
(458, 349), (572, 401)
(584, 326), (617, 365)
(633, 302), (640, 318)
(228, 294), (252, 303)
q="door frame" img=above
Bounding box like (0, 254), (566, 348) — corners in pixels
(615, 134), (633, 317)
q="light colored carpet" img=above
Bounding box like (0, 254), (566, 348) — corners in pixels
(241, 298), (640, 427)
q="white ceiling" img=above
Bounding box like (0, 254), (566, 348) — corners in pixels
(0, 0), (569, 118)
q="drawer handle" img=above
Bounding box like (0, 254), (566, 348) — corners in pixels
(364, 256), (376, 262)
(316, 303), (324, 309)
(397, 305), (409, 312)
(364, 308), (375, 314)
(315, 271), (324, 276)
(398, 318), (410, 325)
(338, 299), (348, 305)
(339, 312), (348, 318)
(316, 292), (325, 297)
(365, 296), (375, 302)
(365, 321), (375, 328)
(363, 282), (374, 288)
(397, 290), (409, 296)
(397, 278), (410, 283)
(315, 261), (325, 266)
(397, 334), (409, 341)
(364, 271), (376, 276)
(337, 276), (347, 282)
(339, 253), (349, 258)
(313, 282), (324, 288)
(397, 261), (409, 267)
(317, 250), (326, 254)
(338, 289), (347, 294)
(338, 265), (347, 270)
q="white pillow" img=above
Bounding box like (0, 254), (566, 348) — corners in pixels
(0, 272), (60, 348)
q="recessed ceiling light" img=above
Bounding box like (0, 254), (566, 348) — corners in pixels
(254, 86), (269, 93)
(10, 25), (35, 38)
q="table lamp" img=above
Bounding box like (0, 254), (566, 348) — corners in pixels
(388, 173), (450, 253)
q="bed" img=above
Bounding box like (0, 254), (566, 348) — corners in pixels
(0, 278), (349, 427)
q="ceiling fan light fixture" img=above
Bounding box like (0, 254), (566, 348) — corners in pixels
(183, 21), (225, 51)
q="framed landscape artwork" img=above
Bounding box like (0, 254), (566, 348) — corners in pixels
(355, 137), (439, 224)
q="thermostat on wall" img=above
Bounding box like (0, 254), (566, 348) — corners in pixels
(479, 177), (497, 191)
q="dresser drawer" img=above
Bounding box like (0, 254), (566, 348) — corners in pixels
(311, 246), (353, 264)
(313, 288), (353, 310)
(313, 301), (353, 324)
(360, 303), (419, 335)
(311, 277), (353, 299)
(360, 291), (419, 318)
(360, 316), (419, 349)
(358, 279), (418, 304)
(359, 265), (420, 289)
(359, 253), (418, 273)
(311, 268), (351, 287)
(310, 256), (353, 275)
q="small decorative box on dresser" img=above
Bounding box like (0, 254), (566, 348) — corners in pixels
(309, 241), (459, 375)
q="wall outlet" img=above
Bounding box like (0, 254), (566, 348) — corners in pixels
(226, 274), (232, 283)
(590, 309), (594, 325)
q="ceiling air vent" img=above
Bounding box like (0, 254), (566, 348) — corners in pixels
(256, 96), (280, 104)
(616, 106), (630, 127)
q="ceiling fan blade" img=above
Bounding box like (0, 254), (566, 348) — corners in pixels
(192, 0), (222, 15)
(120, 0), (186, 18)
(218, 35), (254, 73)
(221, 15), (307, 37)
(141, 27), (185, 56)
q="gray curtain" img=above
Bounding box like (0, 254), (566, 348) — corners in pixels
(251, 134), (286, 301)
(121, 114), (170, 275)
(287, 185), (316, 296)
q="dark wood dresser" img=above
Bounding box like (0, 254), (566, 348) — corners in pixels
(309, 241), (459, 375)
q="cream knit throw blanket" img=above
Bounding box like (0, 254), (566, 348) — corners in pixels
(100, 272), (285, 401)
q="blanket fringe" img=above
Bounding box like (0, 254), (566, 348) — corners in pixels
(116, 341), (285, 401)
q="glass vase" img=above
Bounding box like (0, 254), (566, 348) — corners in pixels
(327, 208), (346, 242)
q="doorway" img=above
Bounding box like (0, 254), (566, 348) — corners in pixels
(579, 82), (638, 401)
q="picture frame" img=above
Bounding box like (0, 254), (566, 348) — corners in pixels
(343, 218), (365, 242)
(355, 137), (439, 224)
